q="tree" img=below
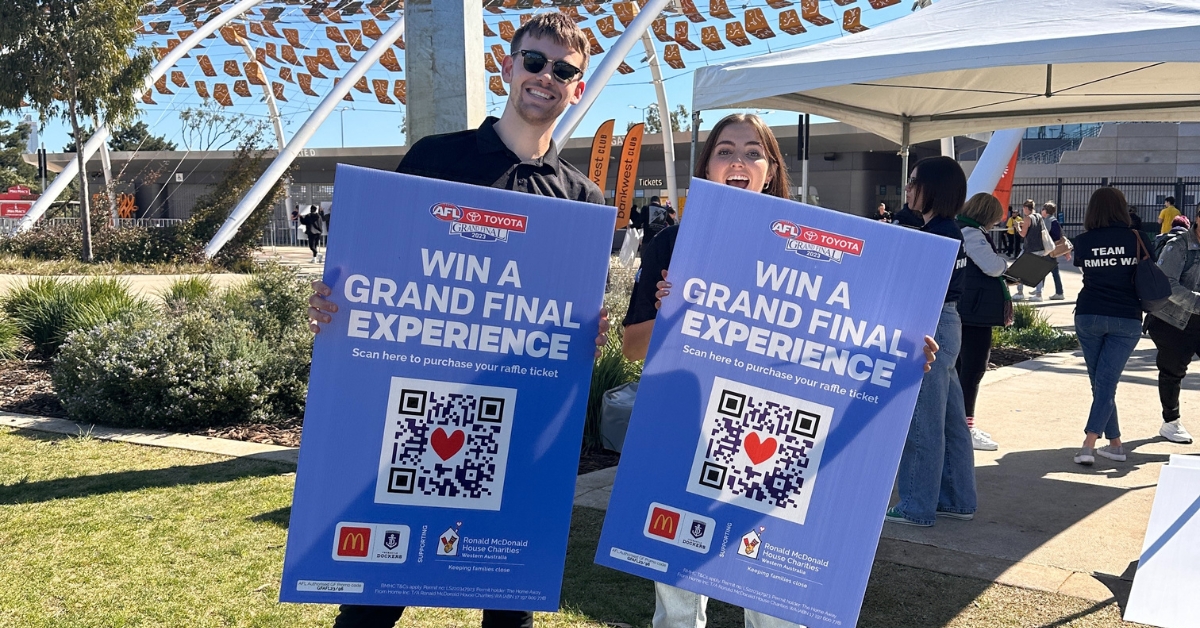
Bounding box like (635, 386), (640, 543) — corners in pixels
(0, 0), (153, 262)
(0, 120), (41, 191)
(179, 100), (270, 151)
(108, 120), (177, 152)
(637, 103), (692, 134)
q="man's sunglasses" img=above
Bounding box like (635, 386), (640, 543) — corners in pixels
(518, 49), (582, 83)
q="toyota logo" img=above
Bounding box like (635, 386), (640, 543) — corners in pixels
(466, 211), (481, 222)
(803, 230), (818, 242)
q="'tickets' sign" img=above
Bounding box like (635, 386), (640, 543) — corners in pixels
(596, 179), (960, 626)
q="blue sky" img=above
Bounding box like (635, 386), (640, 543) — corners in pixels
(4, 1), (912, 154)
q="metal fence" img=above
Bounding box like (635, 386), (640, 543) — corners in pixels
(1011, 177), (1200, 238)
(0, 216), (184, 234)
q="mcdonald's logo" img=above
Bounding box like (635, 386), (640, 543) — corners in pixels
(337, 526), (371, 557)
(647, 506), (680, 540)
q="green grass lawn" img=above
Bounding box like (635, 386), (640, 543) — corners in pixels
(0, 427), (1139, 627)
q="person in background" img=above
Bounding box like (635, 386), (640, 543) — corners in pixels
(1041, 201), (1066, 300)
(300, 205), (323, 263)
(1146, 216), (1199, 445)
(1005, 205), (1023, 258)
(886, 155), (975, 528)
(1070, 187), (1143, 466)
(645, 195), (673, 243)
(1014, 199), (1048, 302)
(1159, 196), (1181, 235)
(876, 202), (893, 222)
(956, 193), (1008, 452)
(1156, 215), (1190, 252)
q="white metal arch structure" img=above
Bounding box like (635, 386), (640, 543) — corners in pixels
(641, 32), (678, 216)
(17, 0), (269, 232)
(204, 14), (406, 258)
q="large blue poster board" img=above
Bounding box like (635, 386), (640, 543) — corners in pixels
(596, 180), (959, 626)
(281, 165), (615, 610)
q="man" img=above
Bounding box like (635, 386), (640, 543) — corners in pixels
(300, 205), (323, 263)
(309, 12), (607, 628)
(1145, 216), (1198, 445)
(1040, 201), (1066, 300)
(645, 195), (673, 243)
(875, 202), (893, 223)
(1014, 199), (1048, 301)
(1159, 196), (1181, 235)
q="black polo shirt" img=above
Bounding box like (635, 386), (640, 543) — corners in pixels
(395, 116), (604, 204)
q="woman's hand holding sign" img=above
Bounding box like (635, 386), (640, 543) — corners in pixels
(307, 280), (610, 358)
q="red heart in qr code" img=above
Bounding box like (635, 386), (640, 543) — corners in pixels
(743, 432), (777, 465)
(431, 428), (465, 460)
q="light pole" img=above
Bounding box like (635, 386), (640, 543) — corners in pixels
(337, 106), (354, 148)
(628, 104), (657, 130)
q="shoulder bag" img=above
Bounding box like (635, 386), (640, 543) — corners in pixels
(1134, 229), (1172, 312)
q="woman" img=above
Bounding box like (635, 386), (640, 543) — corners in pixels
(1040, 202), (1066, 300)
(886, 156), (976, 528)
(629, 114), (936, 627)
(955, 193), (1009, 452)
(1070, 187), (1144, 465)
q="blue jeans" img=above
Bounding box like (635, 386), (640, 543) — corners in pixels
(654, 583), (800, 628)
(1074, 314), (1142, 439)
(896, 303), (977, 525)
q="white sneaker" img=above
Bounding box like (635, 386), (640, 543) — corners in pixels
(971, 427), (998, 451)
(1012, 293), (1026, 301)
(1074, 447), (1095, 466)
(1160, 420), (1194, 444)
(1050, 293), (1065, 300)
(1028, 295), (1043, 302)
(1096, 445), (1127, 462)
(311, 256), (318, 263)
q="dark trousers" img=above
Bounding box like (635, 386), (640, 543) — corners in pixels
(1147, 315), (1200, 422)
(1006, 233), (1023, 257)
(332, 605), (533, 628)
(308, 233), (320, 257)
(955, 324), (993, 418)
(1047, 263), (1063, 295)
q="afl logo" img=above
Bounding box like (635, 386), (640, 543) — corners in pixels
(771, 220), (799, 239)
(430, 203), (462, 222)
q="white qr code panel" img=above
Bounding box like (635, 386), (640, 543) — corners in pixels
(686, 376), (834, 524)
(374, 377), (516, 511)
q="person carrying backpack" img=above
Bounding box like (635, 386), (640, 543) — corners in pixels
(645, 196), (673, 243)
(1146, 215), (1200, 445)
(1155, 215), (1191, 258)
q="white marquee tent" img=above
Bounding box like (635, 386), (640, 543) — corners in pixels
(693, 0), (1200, 146)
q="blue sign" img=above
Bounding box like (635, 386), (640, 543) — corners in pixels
(281, 165), (615, 610)
(595, 179), (959, 626)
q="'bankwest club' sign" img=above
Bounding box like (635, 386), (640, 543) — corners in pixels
(281, 165), (615, 611)
(596, 179), (959, 626)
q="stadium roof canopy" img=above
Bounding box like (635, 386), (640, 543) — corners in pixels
(693, 0), (1200, 143)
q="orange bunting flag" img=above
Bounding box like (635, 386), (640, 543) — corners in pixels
(198, 55), (217, 76)
(256, 47), (274, 68)
(700, 26), (725, 50)
(675, 21), (701, 50)
(337, 44), (356, 63)
(153, 46), (168, 62)
(499, 21), (515, 42)
(709, 0), (735, 19)
(272, 82), (287, 102)
(154, 75), (173, 95)
(779, 9), (807, 35)
(333, 78), (354, 101)
(299, 73), (319, 97)
(194, 81), (209, 99)
(582, 28), (604, 55)
(347, 29), (368, 52)
(250, 21), (265, 37)
(492, 44), (508, 64)
(597, 16), (622, 38)
(223, 60), (242, 76)
(282, 45), (301, 66)
(245, 62), (267, 86)
(834, 0), (857, 5)
(559, 6), (585, 23)
(484, 52), (500, 74)
(617, 61), (635, 74)
(588, 119), (615, 198)
(394, 35), (405, 50)
(171, 70), (189, 88)
(278, 67), (294, 83)
(305, 7), (326, 24)
(326, 26), (346, 43)
(745, 8), (776, 38)
(362, 19), (383, 40)
(304, 56), (327, 79)
(489, 76), (507, 97)
(663, 43), (685, 69)
(483, 21), (497, 37)
(869, 0), (901, 7)
(802, 0), (834, 26)
(767, 0), (795, 7)
(393, 79), (407, 105)
(283, 28), (306, 49)
(520, 14), (532, 26)
(725, 21), (752, 46)
(614, 123), (645, 229)
(262, 21), (282, 39)
(582, 1), (605, 15)
(614, 1), (638, 27)
(214, 83), (233, 106)
(316, 48), (338, 71)
(652, 18), (673, 43)
(373, 79), (396, 105)
(679, 0), (706, 22)
(325, 8), (347, 24)
(355, 76), (370, 94)
(842, 7), (869, 33)
(233, 80), (251, 98)
(176, 29), (195, 43)
(381, 48), (402, 72)
(219, 25), (244, 47)
(141, 90), (156, 105)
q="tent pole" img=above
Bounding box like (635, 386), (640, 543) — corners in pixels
(800, 113), (810, 203)
(689, 110), (699, 182)
(900, 121), (911, 200)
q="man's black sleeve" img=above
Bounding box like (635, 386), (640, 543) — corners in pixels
(623, 226), (677, 327)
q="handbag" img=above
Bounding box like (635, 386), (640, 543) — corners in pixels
(1038, 217), (1056, 254)
(1133, 229), (1172, 312)
(1049, 235), (1074, 258)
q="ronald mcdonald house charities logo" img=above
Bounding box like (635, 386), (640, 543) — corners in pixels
(430, 202), (529, 243)
(770, 220), (864, 263)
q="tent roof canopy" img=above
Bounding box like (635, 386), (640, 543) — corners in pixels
(692, 0), (1200, 144)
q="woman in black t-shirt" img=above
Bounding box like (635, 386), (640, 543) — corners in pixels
(1070, 187), (1143, 466)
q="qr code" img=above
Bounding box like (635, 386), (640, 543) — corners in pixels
(373, 377), (516, 511)
(686, 376), (833, 524)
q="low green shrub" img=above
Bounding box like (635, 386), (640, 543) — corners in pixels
(0, 317), (23, 360)
(993, 303), (1078, 353)
(0, 223), (82, 260)
(3, 277), (151, 358)
(160, 276), (216, 310)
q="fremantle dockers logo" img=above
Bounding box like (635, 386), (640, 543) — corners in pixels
(771, 220), (864, 263)
(430, 202), (529, 243)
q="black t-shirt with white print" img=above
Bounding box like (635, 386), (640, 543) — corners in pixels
(1072, 226), (1142, 320)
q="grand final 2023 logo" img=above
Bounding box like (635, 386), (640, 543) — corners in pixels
(431, 203), (529, 243)
(771, 220), (864, 263)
